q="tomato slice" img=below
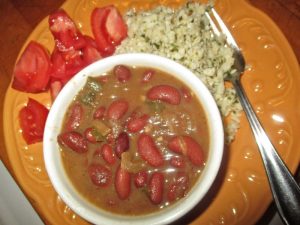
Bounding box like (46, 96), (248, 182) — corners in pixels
(19, 98), (49, 144)
(82, 36), (102, 65)
(105, 6), (127, 45)
(91, 7), (115, 56)
(50, 47), (85, 84)
(49, 9), (86, 51)
(50, 48), (66, 79)
(50, 80), (63, 101)
(83, 35), (99, 49)
(12, 41), (51, 93)
(91, 6), (127, 56)
(49, 9), (87, 86)
(49, 17), (101, 89)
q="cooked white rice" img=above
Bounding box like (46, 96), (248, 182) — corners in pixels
(115, 2), (242, 143)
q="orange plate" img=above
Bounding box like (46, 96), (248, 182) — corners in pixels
(3, 0), (300, 224)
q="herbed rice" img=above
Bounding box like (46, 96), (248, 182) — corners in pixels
(115, 2), (242, 143)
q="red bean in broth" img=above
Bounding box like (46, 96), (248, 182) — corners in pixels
(168, 136), (205, 166)
(167, 172), (189, 202)
(93, 106), (106, 119)
(113, 65), (131, 83)
(149, 172), (164, 204)
(65, 103), (83, 131)
(180, 86), (192, 102)
(126, 114), (149, 133)
(115, 165), (131, 200)
(134, 170), (148, 188)
(84, 127), (97, 143)
(169, 156), (185, 168)
(114, 132), (129, 158)
(101, 143), (116, 165)
(137, 134), (164, 167)
(107, 99), (129, 120)
(88, 164), (112, 187)
(58, 131), (88, 153)
(98, 75), (110, 83)
(147, 84), (181, 105)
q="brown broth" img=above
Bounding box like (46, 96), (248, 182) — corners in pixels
(59, 65), (210, 215)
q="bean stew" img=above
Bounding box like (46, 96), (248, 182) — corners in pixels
(57, 64), (210, 215)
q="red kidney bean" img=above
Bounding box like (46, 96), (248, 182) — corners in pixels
(180, 87), (192, 102)
(170, 156), (185, 168)
(113, 65), (131, 83)
(65, 103), (83, 131)
(176, 172), (189, 195)
(107, 99), (129, 120)
(167, 137), (184, 154)
(98, 75), (110, 83)
(115, 165), (131, 200)
(134, 171), (148, 188)
(167, 183), (177, 202)
(114, 132), (129, 158)
(137, 134), (164, 167)
(93, 106), (106, 119)
(101, 143), (116, 165)
(88, 164), (112, 187)
(58, 131), (88, 153)
(146, 85), (181, 105)
(141, 69), (155, 83)
(106, 132), (114, 144)
(127, 114), (149, 133)
(167, 172), (189, 202)
(168, 136), (204, 166)
(84, 127), (97, 143)
(149, 172), (164, 204)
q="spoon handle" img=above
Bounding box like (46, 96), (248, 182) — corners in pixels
(232, 78), (300, 225)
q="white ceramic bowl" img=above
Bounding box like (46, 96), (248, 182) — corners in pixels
(43, 53), (224, 225)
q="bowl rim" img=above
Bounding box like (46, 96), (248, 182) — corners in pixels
(43, 53), (224, 225)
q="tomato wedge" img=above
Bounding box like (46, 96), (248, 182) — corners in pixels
(12, 41), (51, 93)
(91, 6), (127, 56)
(50, 48), (66, 79)
(19, 98), (49, 144)
(91, 7), (115, 56)
(12, 7), (126, 98)
(50, 35), (101, 87)
(48, 9), (102, 94)
(49, 9), (86, 51)
(82, 36), (102, 65)
(50, 80), (63, 101)
(105, 6), (128, 45)
(50, 47), (85, 84)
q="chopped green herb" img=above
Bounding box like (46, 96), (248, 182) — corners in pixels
(80, 77), (102, 106)
(171, 43), (178, 52)
(80, 91), (96, 106)
(141, 34), (150, 42)
(200, 20), (205, 29)
(152, 42), (160, 49)
(86, 77), (102, 92)
(90, 127), (105, 142)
